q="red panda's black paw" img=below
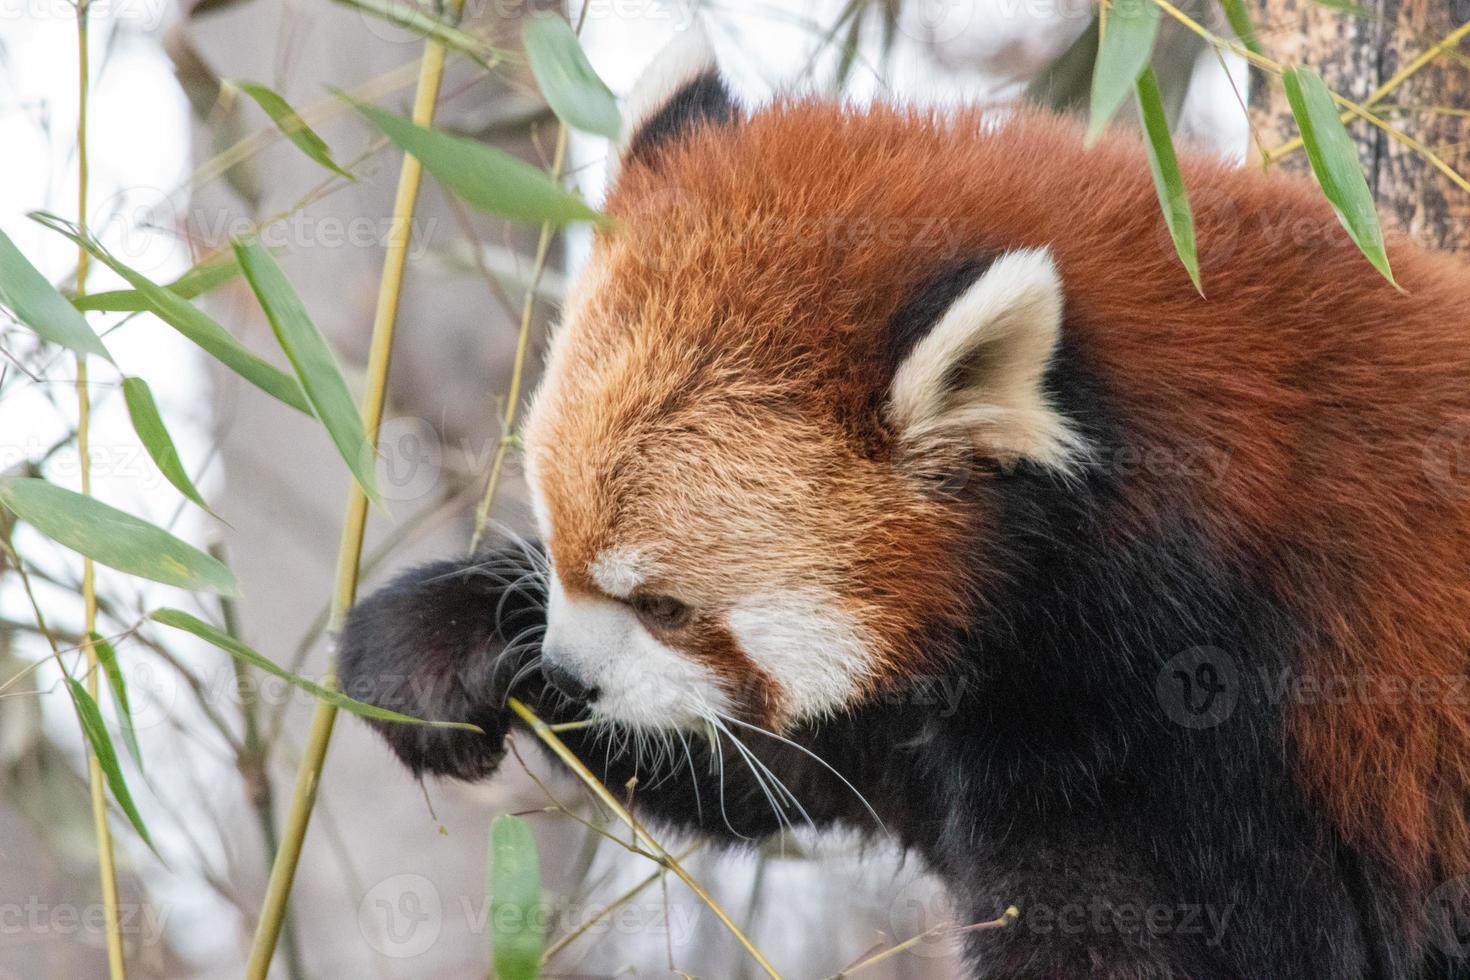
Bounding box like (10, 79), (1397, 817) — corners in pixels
(336, 545), (549, 781)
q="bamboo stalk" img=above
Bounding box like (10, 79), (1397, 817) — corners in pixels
(242, 6), (465, 973)
(508, 698), (784, 979)
(74, 3), (127, 975)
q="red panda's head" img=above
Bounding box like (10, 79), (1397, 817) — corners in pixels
(522, 31), (1087, 733)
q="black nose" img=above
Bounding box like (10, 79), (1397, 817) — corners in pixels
(543, 662), (599, 703)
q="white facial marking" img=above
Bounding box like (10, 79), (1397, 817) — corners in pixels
(543, 572), (729, 729)
(727, 589), (876, 721)
(589, 546), (652, 599)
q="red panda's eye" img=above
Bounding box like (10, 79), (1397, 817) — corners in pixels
(632, 593), (691, 630)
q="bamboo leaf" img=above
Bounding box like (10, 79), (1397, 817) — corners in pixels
(0, 477), (238, 595)
(89, 632), (142, 771)
(489, 814), (543, 980)
(328, 0), (500, 67)
(30, 212), (312, 413)
(1088, 0), (1161, 142)
(233, 81), (355, 179)
(1218, 0), (1263, 55)
(522, 13), (620, 140)
(1281, 67), (1396, 286)
(348, 100), (606, 226)
(122, 377), (217, 517)
(64, 677), (154, 850)
(149, 608), (482, 731)
(0, 229), (113, 362)
(232, 239), (379, 502)
(1135, 67), (1203, 295)
(75, 250), (243, 312)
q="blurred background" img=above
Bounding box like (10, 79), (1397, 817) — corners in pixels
(0, 0), (1465, 976)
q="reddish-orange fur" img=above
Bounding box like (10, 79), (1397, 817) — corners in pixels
(540, 100), (1470, 888)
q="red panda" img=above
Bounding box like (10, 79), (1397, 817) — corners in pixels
(338, 28), (1470, 979)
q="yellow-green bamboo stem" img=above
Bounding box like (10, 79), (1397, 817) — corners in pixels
(243, 8), (464, 974)
(74, 4), (126, 976)
(508, 698), (784, 979)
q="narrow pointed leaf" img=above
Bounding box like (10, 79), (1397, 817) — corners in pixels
(89, 632), (143, 770)
(75, 250), (243, 312)
(122, 377), (217, 517)
(349, 100), (605, 225)
(0, 229), (113, 362)
(64, 677), (154, 850)
(328, 0), (499, 67)
(1218, 0), (1262, 55)
(489, 814), (543, 980)
(1135, 67), (1203, 295)
(149, 608), (482, 731)
(232, 239), (379, 502)
(522, 14), (621, 140)
(1281, 67), (1396, 285)
(0, 477), (237, 595)
(30, 212), (312, 413)
(234, 81), (354, 179)
(1088, 0), (1161, 142)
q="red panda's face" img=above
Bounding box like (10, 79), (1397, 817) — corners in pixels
(520, 35), (1083, 733)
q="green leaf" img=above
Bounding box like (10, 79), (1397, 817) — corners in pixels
(348, 100), (606, 226)
(1281, 67), (1396, 286)
(1218, 0), (1262, 55)
(489, 814), (543, 980)
(89, 632), (142, 771)
(149, 608), (483, 731)
(232, 239), (379, 502)
(0, 229), (113, 362)
(31, 212), (312, 414)
(234, 81), (355, 179)
(75, 251), (243, 312)
(122, 377), (217, 517)
(1088, 0), (1161, 142)
(64, 677), (154, 850)
(1135, 67), (1203, 296)
(328, 0), (500, 67)
(522, 14), (621, 140)
(0, 477), (238, 595)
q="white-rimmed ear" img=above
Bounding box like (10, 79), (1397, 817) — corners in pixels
(618, 24), (738, 167)
(887, 248), (1086, 472)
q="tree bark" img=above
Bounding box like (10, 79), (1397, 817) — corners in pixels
(1247, 0), (1470, 252)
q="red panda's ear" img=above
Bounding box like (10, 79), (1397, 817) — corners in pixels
(618, 26), (739, 169)
(885, 248), (1088, 473)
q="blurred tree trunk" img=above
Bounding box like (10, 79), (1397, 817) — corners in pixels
(1247, 0), (1470, 251)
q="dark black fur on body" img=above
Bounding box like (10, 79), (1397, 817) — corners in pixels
(338, 315), (1451, 980)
